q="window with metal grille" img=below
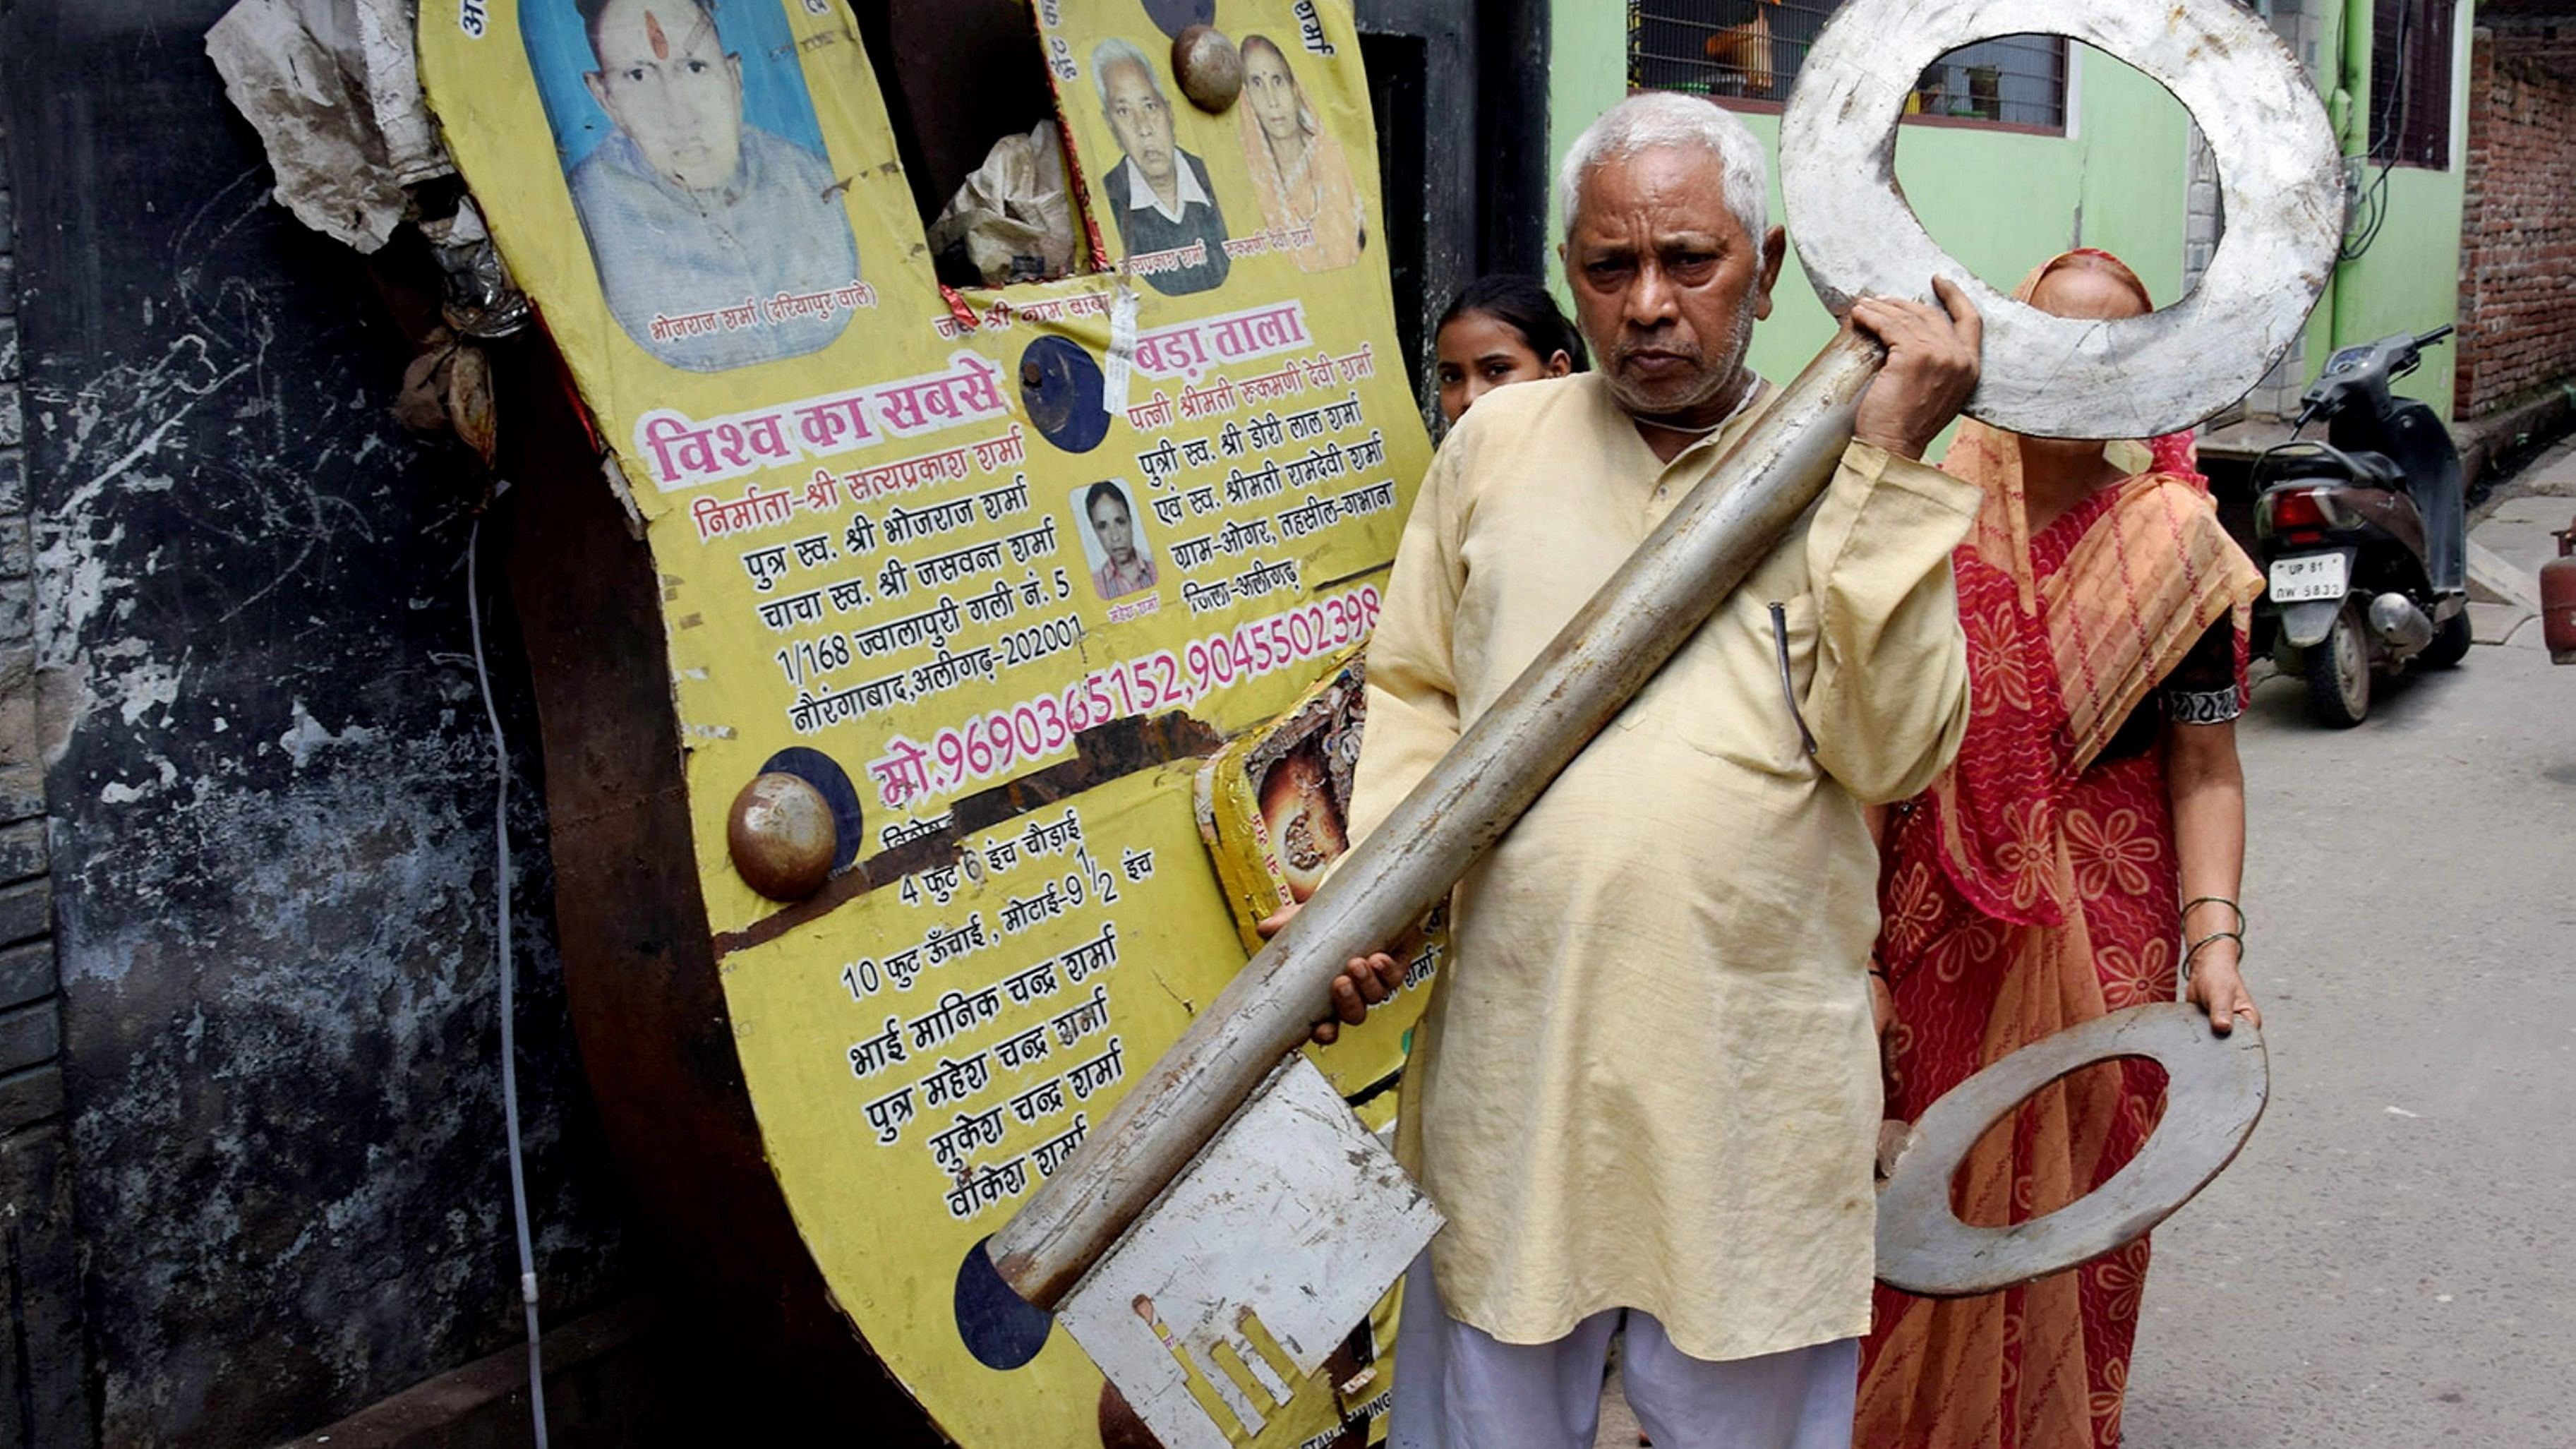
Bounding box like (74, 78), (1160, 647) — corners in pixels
(1627, 1), (2070, 134)
(2369, 0), (2455, 169)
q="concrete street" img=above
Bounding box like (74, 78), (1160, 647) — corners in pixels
(2126, 445), (2576, 1447)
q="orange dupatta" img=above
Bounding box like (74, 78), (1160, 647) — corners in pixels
(1910, 251), (2264, 934)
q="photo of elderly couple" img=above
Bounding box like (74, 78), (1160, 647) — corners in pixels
(1087, 30), (1367, 296)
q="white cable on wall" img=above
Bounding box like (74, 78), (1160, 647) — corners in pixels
(468, 508), (553, 1449)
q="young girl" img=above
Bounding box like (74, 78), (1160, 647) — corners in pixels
(1433, 275), (1587, 426)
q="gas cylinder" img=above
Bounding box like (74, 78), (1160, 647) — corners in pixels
(2543, 520), (2576, 666)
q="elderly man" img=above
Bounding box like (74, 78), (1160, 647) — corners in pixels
(1309, 95), (1985, 1449)
(567, 0), (860, 371)
(1091, 37), (1231, 295)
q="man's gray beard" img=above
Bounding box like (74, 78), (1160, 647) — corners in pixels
(1603, 305), (1757, 421)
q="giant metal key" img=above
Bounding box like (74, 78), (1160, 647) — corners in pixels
(953, 3), (2343, 1445)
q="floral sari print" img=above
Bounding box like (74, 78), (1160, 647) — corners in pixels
(1855, 251), (2263, 1449)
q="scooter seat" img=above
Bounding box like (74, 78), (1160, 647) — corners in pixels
(2349, 451), (2405, 489)
(2262, 443), (2403, 490)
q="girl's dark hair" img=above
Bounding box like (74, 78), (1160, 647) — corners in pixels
(1436, 275), (1589, 373)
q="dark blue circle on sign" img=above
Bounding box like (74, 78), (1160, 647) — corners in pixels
(1018, 335), (1112, 455)
(954, 1235), (1054, 1369)
(1140, 0), (1217, 40)
(758, 747), (864, 871)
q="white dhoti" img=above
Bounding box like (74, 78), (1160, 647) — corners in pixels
(1391, 1250), (1859, 1449)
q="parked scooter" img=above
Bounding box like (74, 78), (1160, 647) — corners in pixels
(2251, 326), (2469, 726)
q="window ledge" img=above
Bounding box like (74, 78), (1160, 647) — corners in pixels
(1631, 90), (2067, 138)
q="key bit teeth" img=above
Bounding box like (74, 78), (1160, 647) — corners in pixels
(1222, 1335), (1294, 1405)
(1227, 1309), (1299, 1402)
(1194, 1342), (1270, 1439)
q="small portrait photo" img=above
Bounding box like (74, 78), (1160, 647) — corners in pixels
(1235, 35), (1366, 273)
(522, 0), (862, 372)
(1089, 35), (1232, 296)
(1073, 479), (1160, 601)
(1256, 736), (1351, 903)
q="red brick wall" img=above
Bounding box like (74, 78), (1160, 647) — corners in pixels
(2457, 22), (2576, 417)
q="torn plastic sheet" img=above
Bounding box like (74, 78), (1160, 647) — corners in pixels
(206, 0), (451, 253)
(927, 121), (1080, 289)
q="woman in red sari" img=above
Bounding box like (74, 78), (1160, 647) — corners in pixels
(1855, 250), (2265, 1449)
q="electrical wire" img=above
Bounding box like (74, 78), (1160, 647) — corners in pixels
(2341, 0), (2415, 264)
(2342, 159), (2392, 263)
(468, 511), (553, 1449)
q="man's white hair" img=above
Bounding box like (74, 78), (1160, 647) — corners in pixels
(1091, 37), (1163, 110)
(1557, 93), (1769, 245)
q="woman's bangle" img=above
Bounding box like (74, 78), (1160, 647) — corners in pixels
(2179, 930), (2244, 994)
(2180, 896), (2246, 934)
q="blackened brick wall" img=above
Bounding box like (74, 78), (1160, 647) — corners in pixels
(0, 105), (90, 1449)
(2458, 21), (2576, 417)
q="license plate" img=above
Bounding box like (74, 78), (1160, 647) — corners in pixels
(2268, 553), (2349, 603)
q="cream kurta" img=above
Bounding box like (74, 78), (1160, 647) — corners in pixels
(1349, 373), (1979, 1364)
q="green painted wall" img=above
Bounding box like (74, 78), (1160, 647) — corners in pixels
(1543, 28), (2192, 391)
(2309, 0), (2472, 419)
(2330, 169), (2465, 415)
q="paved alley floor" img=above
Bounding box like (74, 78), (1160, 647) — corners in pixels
(2124, 460), (2575, 1447)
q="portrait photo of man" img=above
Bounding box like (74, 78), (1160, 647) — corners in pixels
(1077, 480), (1160, 601)
(541, 0), (862, 372)
(1090, 36), (1232, 296)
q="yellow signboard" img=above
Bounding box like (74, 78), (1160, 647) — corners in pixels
(420, 1), (1433, 1441)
